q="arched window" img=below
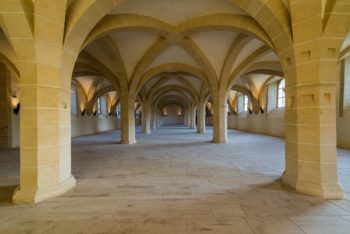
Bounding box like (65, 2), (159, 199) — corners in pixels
(243, 95), (248, 111)
(277, 79), (285, 108)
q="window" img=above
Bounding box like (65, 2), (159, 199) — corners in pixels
(243, 95), (248, 111)
(71, 85), (77, 116)
(100, 96), (107, 115)
(97, 97), (102, 114)
(277, 79), (285, 108)
(116, 103), (121, 118)
(267, 83), (277, 112)
(237, 94), (248, 113)
(342, 57), (350, 111)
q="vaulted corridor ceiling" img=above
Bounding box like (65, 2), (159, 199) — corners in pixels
(75, 0), (283, 114)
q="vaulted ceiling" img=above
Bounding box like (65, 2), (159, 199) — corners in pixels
(3, 0), (348, 115)
(75, 0), (287, 112)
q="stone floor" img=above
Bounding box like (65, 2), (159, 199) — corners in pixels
(1, 126), (350, 234)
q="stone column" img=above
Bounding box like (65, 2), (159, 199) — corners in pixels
(212, 94), (227, 143)
(151, 108), (157, 130)
(184, 110), (189, 127)
(190, 105), (197, 129)
(280, 1), (344, 199)
(10, 0), (76, 203)
(150, 107), (154, 130)
(13, 66), (76, 203)
(282, 64), (344, 198)
(142, 101), (151, 134)
(120, 92), (136, 144)
(0, 64), (12, 148)
(156, 110), (161, 128)
(197, 101), (206, 133)
(283, 81), (343, 198)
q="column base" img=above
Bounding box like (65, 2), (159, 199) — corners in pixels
(197, 130), (205, 134)
(12, 176), (76, 204)
(212, 137), (227, 144)
(282, 173), (344, 199)
(142, 130), (151, 134)
(120, 139), (137, 144)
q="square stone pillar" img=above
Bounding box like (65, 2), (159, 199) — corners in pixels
(185, 110), (190, 127)
(120, 92), (136, 144)
(189, 106), (196, 129)
(282, 0), (344, 199)
(156, 111), (161, 128)
(6, 0), (76, 203)
(212, 95), (227, 143)
(13, 82), (76, 203)
(281, 41), (344, 199)
(197, 101), (206, 133)
(283, 82), (343, 199)
(151, 108), (157, 130)
(142, 101), (151, 134)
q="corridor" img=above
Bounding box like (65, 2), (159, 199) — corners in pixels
(1, 127), (350, 233)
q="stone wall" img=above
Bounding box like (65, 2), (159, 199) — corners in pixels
(161, 107), (184, 125)
(71, 115), (120, 138)
(227, 110), (350, 149)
